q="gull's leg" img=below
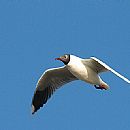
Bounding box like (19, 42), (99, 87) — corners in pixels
(94, 85), (106, 90)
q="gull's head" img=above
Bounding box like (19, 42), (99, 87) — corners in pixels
(55, 54), (70, 65)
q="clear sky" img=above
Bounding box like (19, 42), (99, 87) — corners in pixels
(0, 0), (130, 130)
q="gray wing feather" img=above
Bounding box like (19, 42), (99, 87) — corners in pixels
(90, 57), (130, 83)
(31, 66), (77, 114)
(83, 57), (130, 83)
(82, 58), (108, 73)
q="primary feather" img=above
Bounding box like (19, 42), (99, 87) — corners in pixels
(31, 66), (77, 114)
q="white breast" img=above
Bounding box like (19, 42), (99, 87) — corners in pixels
(66, 55), (88, 81)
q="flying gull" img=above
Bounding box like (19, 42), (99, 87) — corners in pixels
(31, 54), (130, 114)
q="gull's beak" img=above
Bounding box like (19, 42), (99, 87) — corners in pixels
(55, 57), (62, 61)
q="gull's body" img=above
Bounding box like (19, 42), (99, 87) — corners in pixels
(31, 54), (130, 114)
(66, 55), (101, 85)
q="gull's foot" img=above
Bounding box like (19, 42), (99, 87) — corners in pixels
(94, 85), (107, 90)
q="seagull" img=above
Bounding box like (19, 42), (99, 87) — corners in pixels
(31, 54), (130, 114)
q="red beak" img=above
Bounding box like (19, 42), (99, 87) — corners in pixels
(55, 58), (62, 61)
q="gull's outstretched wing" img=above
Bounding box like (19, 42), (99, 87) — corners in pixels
(31, 66), (78, 114)
(90, 57), (130, 83)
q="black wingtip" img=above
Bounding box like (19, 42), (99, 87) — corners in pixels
(31, 87), (53, 114)
(32, 111), (35, 115)
(31, 105), (36, 115)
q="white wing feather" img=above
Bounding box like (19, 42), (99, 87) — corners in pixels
(91, 57), (130, 83)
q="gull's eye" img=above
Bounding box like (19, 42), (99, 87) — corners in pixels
(64, 55), (67, 58)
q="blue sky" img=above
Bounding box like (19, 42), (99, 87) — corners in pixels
(0, 0), (130, 130)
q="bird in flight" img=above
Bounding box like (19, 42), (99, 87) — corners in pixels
(31, 54), (130, 114)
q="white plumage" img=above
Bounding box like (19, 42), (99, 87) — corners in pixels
(31, 54), (130, 114)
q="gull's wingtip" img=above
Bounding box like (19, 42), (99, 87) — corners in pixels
(121, 77), (130, 84)
(31, 105), (35, 115)
(126, 80), (130, 84)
